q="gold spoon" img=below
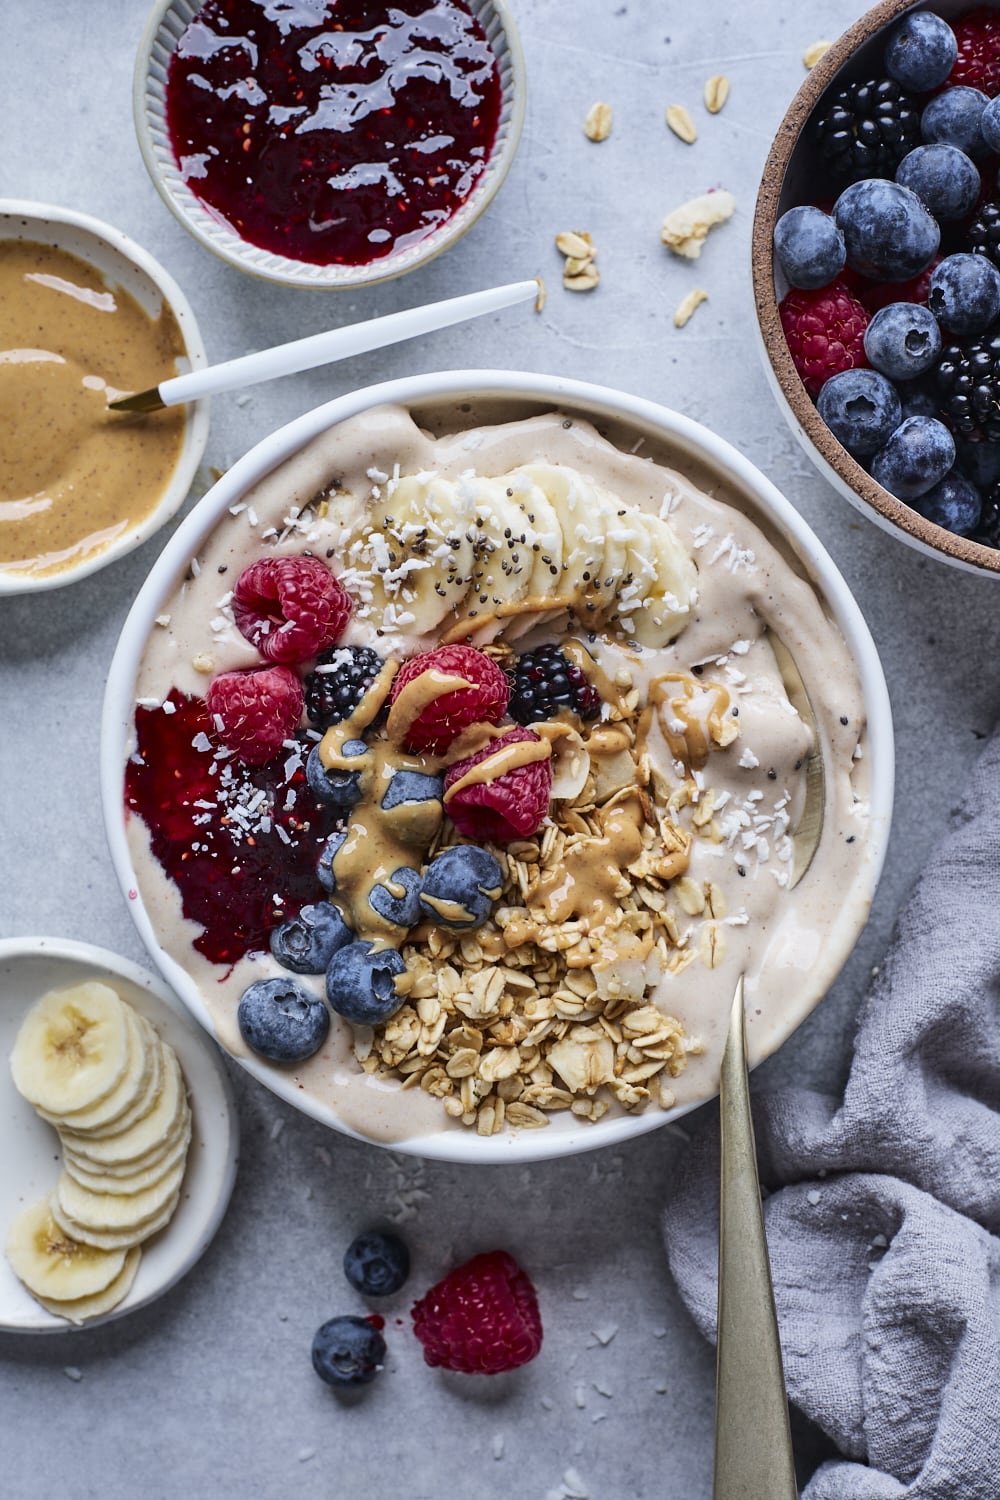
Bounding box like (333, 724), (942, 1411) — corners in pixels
(712, 632), (825, 1500)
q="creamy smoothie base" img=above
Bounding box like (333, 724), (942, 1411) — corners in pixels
(126, 404), (872, 1145)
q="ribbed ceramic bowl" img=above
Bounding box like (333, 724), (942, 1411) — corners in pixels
(753, 0), (1000, 576)
(0, 200), (209, 595)
(101, 370), (894, 1163)
(133, 0), (526, 289)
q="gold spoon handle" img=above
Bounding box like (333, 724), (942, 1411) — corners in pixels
(713, 977), (798, 1500)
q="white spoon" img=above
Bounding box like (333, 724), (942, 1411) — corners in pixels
(109, 278), (541, 414)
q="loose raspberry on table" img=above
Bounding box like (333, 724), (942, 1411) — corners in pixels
(779, 281), (870, 397)
(859, 257), (940, 315)
(205, 665), (304, 765)
(389, 644), (509, 755)
(411, 1250), (542, 1374)
(444, 726), (552, 843)
(233, 556), (352, 665)
(947, 8), (1000, 95)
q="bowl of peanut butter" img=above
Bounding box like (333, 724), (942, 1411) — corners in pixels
(101, 370), (894, 1162)
(0, 200), (209, 593)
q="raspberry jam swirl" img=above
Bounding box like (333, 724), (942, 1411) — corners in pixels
(164, 0), (503, 266)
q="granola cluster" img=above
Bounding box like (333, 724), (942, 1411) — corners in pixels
(356, 654), (745, 1134)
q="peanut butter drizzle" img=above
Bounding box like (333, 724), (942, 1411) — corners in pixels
(530, 795), (646, 926)
(385, 669), (473, 745)
(560, 639), (631, 716)
(648, 672), (733, 769)
(440, 593), (571, 644)
(442, 735), (552, 805)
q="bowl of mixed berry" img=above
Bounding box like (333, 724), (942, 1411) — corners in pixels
(753, 0), (1000, 573)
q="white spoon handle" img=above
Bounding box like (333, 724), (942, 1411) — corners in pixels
(157, 279), (540, 407)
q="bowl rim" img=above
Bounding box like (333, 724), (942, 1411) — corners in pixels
(0, 197), (210, 596)
(132, 0), (528, 290)
(0, 933), (238, 1333)
(101, 368), (895, 1164)
(751, 0), (1000, 577)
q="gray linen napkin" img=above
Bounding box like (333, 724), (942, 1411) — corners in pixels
(662, 732), (1000, 1498)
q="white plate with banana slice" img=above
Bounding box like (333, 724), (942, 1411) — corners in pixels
(0, 937), (238, 1333)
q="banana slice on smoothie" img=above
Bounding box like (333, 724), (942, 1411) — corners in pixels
(5, 1199), (127, 1302)
(11, 982), (132, 1116)
(32, 1247), (142, 1326)
(623, 511), (699, 647)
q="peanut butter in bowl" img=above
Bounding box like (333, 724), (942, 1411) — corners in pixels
(106, 378), (892, 1161)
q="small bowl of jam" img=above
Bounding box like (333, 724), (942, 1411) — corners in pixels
(0, 200), (209, 594)
(134, 0), (526, 288)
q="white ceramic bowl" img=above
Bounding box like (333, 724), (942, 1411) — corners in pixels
(0, 200), (209, 595)
(133, 0), (526, 289)
(101, 370), (894, 1163)
(0, 937), (238, 1334)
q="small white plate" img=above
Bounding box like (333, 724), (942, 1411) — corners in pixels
(0, 937), (238, 1334)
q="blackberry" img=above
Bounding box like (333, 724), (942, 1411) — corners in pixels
(935, 332), (1000, 441)
(964, 202), (1000, 269)
(972, 484), (1000, 548)
(508, 645), (601, 725)
(304, 645), (382, 729)
(813, 77), (921, 185)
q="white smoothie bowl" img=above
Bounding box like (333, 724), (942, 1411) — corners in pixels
(0, 199), (209, 595)
(0, 937), (238, 1333)
(101, 371), (894, 1163)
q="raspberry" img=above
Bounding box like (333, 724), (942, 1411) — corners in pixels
(233, 556), (351, 665)
(779, 281), (870, 397)
(205, 665), (304, 765)
(444, 726), (552, 842)
(508, 645), (602, 725)
(859, 257), (940, 315)
(947, 9), (1000, 95)
(411, 1251), (542, 1374)
(389, 644), (508, 755)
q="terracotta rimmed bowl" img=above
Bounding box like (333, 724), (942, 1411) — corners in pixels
(753, 0), (1000, 576)
(133, 0), (526, 290)
(100, 370), (894, 1164)
(0, 200), (209, 596)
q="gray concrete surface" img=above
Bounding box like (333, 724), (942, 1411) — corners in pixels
(1, 2), (997, 1496)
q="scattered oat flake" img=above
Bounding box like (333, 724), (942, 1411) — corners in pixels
(674, 287), (709, 328)
(804, 40), (832, 68)
(540, 1395), (555, 1411)
(534, 275), (547, 313)
(564, 267), (600, 292)
(556, 231), (593, 260)
(662, 190), (735, 260)
(63, 1366), (83, 1382)
(704, 75), (730, 113)
(666, 103), (697, 143)
(583, 100), (613, 141)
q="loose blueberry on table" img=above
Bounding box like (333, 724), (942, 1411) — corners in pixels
(343, 1231), (411, 1298)
(774, 5), (1000, 546)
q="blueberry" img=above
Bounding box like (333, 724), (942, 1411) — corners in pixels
(833, 179), (939, 283)
(816, 369), (902, 457)
(884, 12), (957, 92)
(317, 829), (347, 892)
(911, 471), (983, 535)
(306, 743), (362, 808)
(981, 94), (1000, 153)
(863, 302), (941, 381)
(326, 941), (407, 1025)
(928, 253), (1000, 335)
(237, 977), (330, 1062)
(270, 901), (352, 974)
(380, 770), (444, 811)
(921, 86), (989, 159)
(419, 845), (504, 930)
(311, 1315), (386, 1387)
(772, 206), (846, 290)
(895, 144), (980, 221)
(954, 435), (1000, 489)
(343, 1231), (410, 1297)
(871, 416), (956, 499)
(368, 867), (422, 928)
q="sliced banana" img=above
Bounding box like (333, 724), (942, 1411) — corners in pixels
(52, 1193), (180, 1253)
(5, 1199), (126, 1302)
(55, 1156), (187, 1236)
(64, 1116), (192, 1197)
(37, 1009), (154, 1133)
(62, 1100), (190, 1181)
(10, 981), (131, 1116)
(62, 1028), (165, 1144)
(623, 511), (699, 647)
(60, 1045), (186, 1164)
(522, 464), (613, 614)
(32, 1247), (141, 1326)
